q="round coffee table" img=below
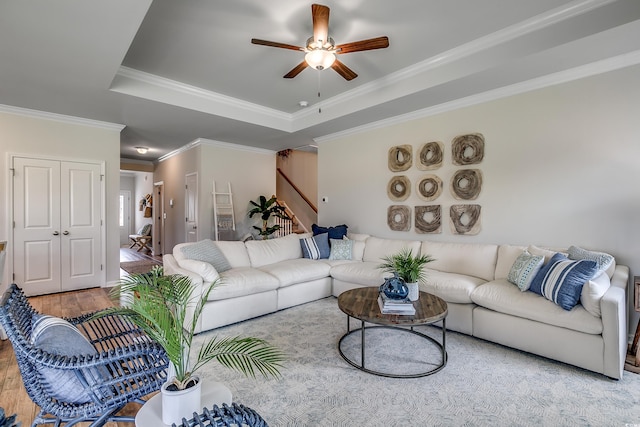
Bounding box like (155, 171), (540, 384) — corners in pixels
(337, 286), (448, 378)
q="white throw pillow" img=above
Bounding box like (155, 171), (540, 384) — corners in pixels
(580, 271), (611, 317)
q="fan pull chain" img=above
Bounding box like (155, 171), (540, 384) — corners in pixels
(317, 72), (322, 114)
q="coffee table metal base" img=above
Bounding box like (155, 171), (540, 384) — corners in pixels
(338, 317), (447, 378)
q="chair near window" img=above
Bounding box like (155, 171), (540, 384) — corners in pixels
(0, 284), (169, 427)
(129, 224), (152, 252)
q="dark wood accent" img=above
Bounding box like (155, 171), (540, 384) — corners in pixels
(277, 168), (318, 213)
(284, 61), (309, 79)
(331, 59), (357, 81)
(338, 286), (448, 326)
(625, 276), (640, 373)
(336, 36), (390, 54)
(250, 38), (303, 51)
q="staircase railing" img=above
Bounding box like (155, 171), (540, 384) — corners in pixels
(277, 168), (317, 213)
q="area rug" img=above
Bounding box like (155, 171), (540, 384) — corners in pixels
(195, 297), (640, 427)
(120, 260), (160, 275)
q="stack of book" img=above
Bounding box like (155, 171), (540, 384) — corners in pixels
(377, 292), (416, 315)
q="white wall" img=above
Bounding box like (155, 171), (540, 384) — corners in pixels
(134, 171), (154, 231)
(0, 111), (122, 289)
(318, 65), (640, 329)
(153, 141), (276, 251)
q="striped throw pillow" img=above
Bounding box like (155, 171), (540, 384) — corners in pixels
(529, 252), (598, 310)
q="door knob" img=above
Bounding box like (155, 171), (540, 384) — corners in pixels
(53, 231), (59, 236)
(63, 231), (69, 235)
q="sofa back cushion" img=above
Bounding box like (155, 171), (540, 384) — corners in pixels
(245, 234), (302, 268)
(495, 244), (527, 280)
(421, 241), (498, 281)
(362, 237), (421, 263)
(215, 241), (251, 268)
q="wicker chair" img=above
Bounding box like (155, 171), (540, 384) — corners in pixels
(0, 284), (169, 427)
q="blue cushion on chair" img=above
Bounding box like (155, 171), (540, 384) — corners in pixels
(529, 253), (598, 310)
(31, 314), (105, 404)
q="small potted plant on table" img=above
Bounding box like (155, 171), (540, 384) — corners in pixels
(94, 267), (284, 425)
(379, 248), (434, 301)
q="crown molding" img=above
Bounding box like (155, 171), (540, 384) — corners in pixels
(294, 0), (616, 128)
(315, 50), (640, 144)
(0, 103), (125, 131)
(158, 137), (274, 163)
(114, 66), (293, 131)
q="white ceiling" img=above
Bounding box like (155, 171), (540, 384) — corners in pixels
(1, 0), (640, 161)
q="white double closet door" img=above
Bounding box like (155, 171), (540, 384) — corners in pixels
(12, 157), (103, 296)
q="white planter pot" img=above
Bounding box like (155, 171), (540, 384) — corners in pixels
(161, 376), (202, 425)
(407, 282), (420, 301)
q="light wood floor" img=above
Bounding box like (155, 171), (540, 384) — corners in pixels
(0, 248), (163, 426)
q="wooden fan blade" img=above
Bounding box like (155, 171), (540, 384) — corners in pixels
(331, 59), (357, 81)
(336, 36), (389, 54)
(312, 4), (330, 44)
(251, 38), (303, 51)
(284, 61), (309, 79)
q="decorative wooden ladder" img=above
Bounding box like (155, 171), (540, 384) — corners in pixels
(212, 182), (235, 240)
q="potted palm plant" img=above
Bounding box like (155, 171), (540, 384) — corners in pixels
(378, 248), (435, 301)
(248, 195), (289, 239)
(95, 266), (284, 424)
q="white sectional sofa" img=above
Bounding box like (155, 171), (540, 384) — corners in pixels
(162, 232), (629, 379)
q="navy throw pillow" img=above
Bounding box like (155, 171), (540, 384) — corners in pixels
(311, 224), (348, 241)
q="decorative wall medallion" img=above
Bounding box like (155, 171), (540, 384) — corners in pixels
(387, 205), (411, 231)
(450, 204), (481, 235)
(450, 169), (482, 200)
(387, 175), (410, 201)
(388, 145), (412, 172)
(452, 133), (484, 165)
(415, 205), (441, 234)
(416, 174), (443, 202)
(417, 141), (444, 170)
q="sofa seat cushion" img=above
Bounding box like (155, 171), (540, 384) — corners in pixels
(330, 261), (390, 286)
(422, 270), (486, 304)
(259, 259), (331, 287)
(209, 268), (280, 301)
(470, 279), (602, 334)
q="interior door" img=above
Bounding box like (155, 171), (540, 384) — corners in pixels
(13, 157), (103, 296)
(153, 182), (165, 255)
(185, 173), (198, 242)
(13, 158), (62, 295)
(60, 161), (102, 291)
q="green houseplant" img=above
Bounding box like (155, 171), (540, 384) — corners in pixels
(94, 266), (284, 423)
(248, 195), (289, 239)
(378, 248), (435, 301)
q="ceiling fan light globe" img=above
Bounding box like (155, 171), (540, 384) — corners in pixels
(305, 49), (336, 70)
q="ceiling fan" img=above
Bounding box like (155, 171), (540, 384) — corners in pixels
(251, 4), (389, 81)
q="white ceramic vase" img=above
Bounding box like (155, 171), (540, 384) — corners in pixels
(161, 376), (202, 425)
(407, 282), (420, 301)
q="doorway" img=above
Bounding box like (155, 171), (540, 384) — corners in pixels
(12, 156), (104, 296)
(119, 190), (132, 246)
